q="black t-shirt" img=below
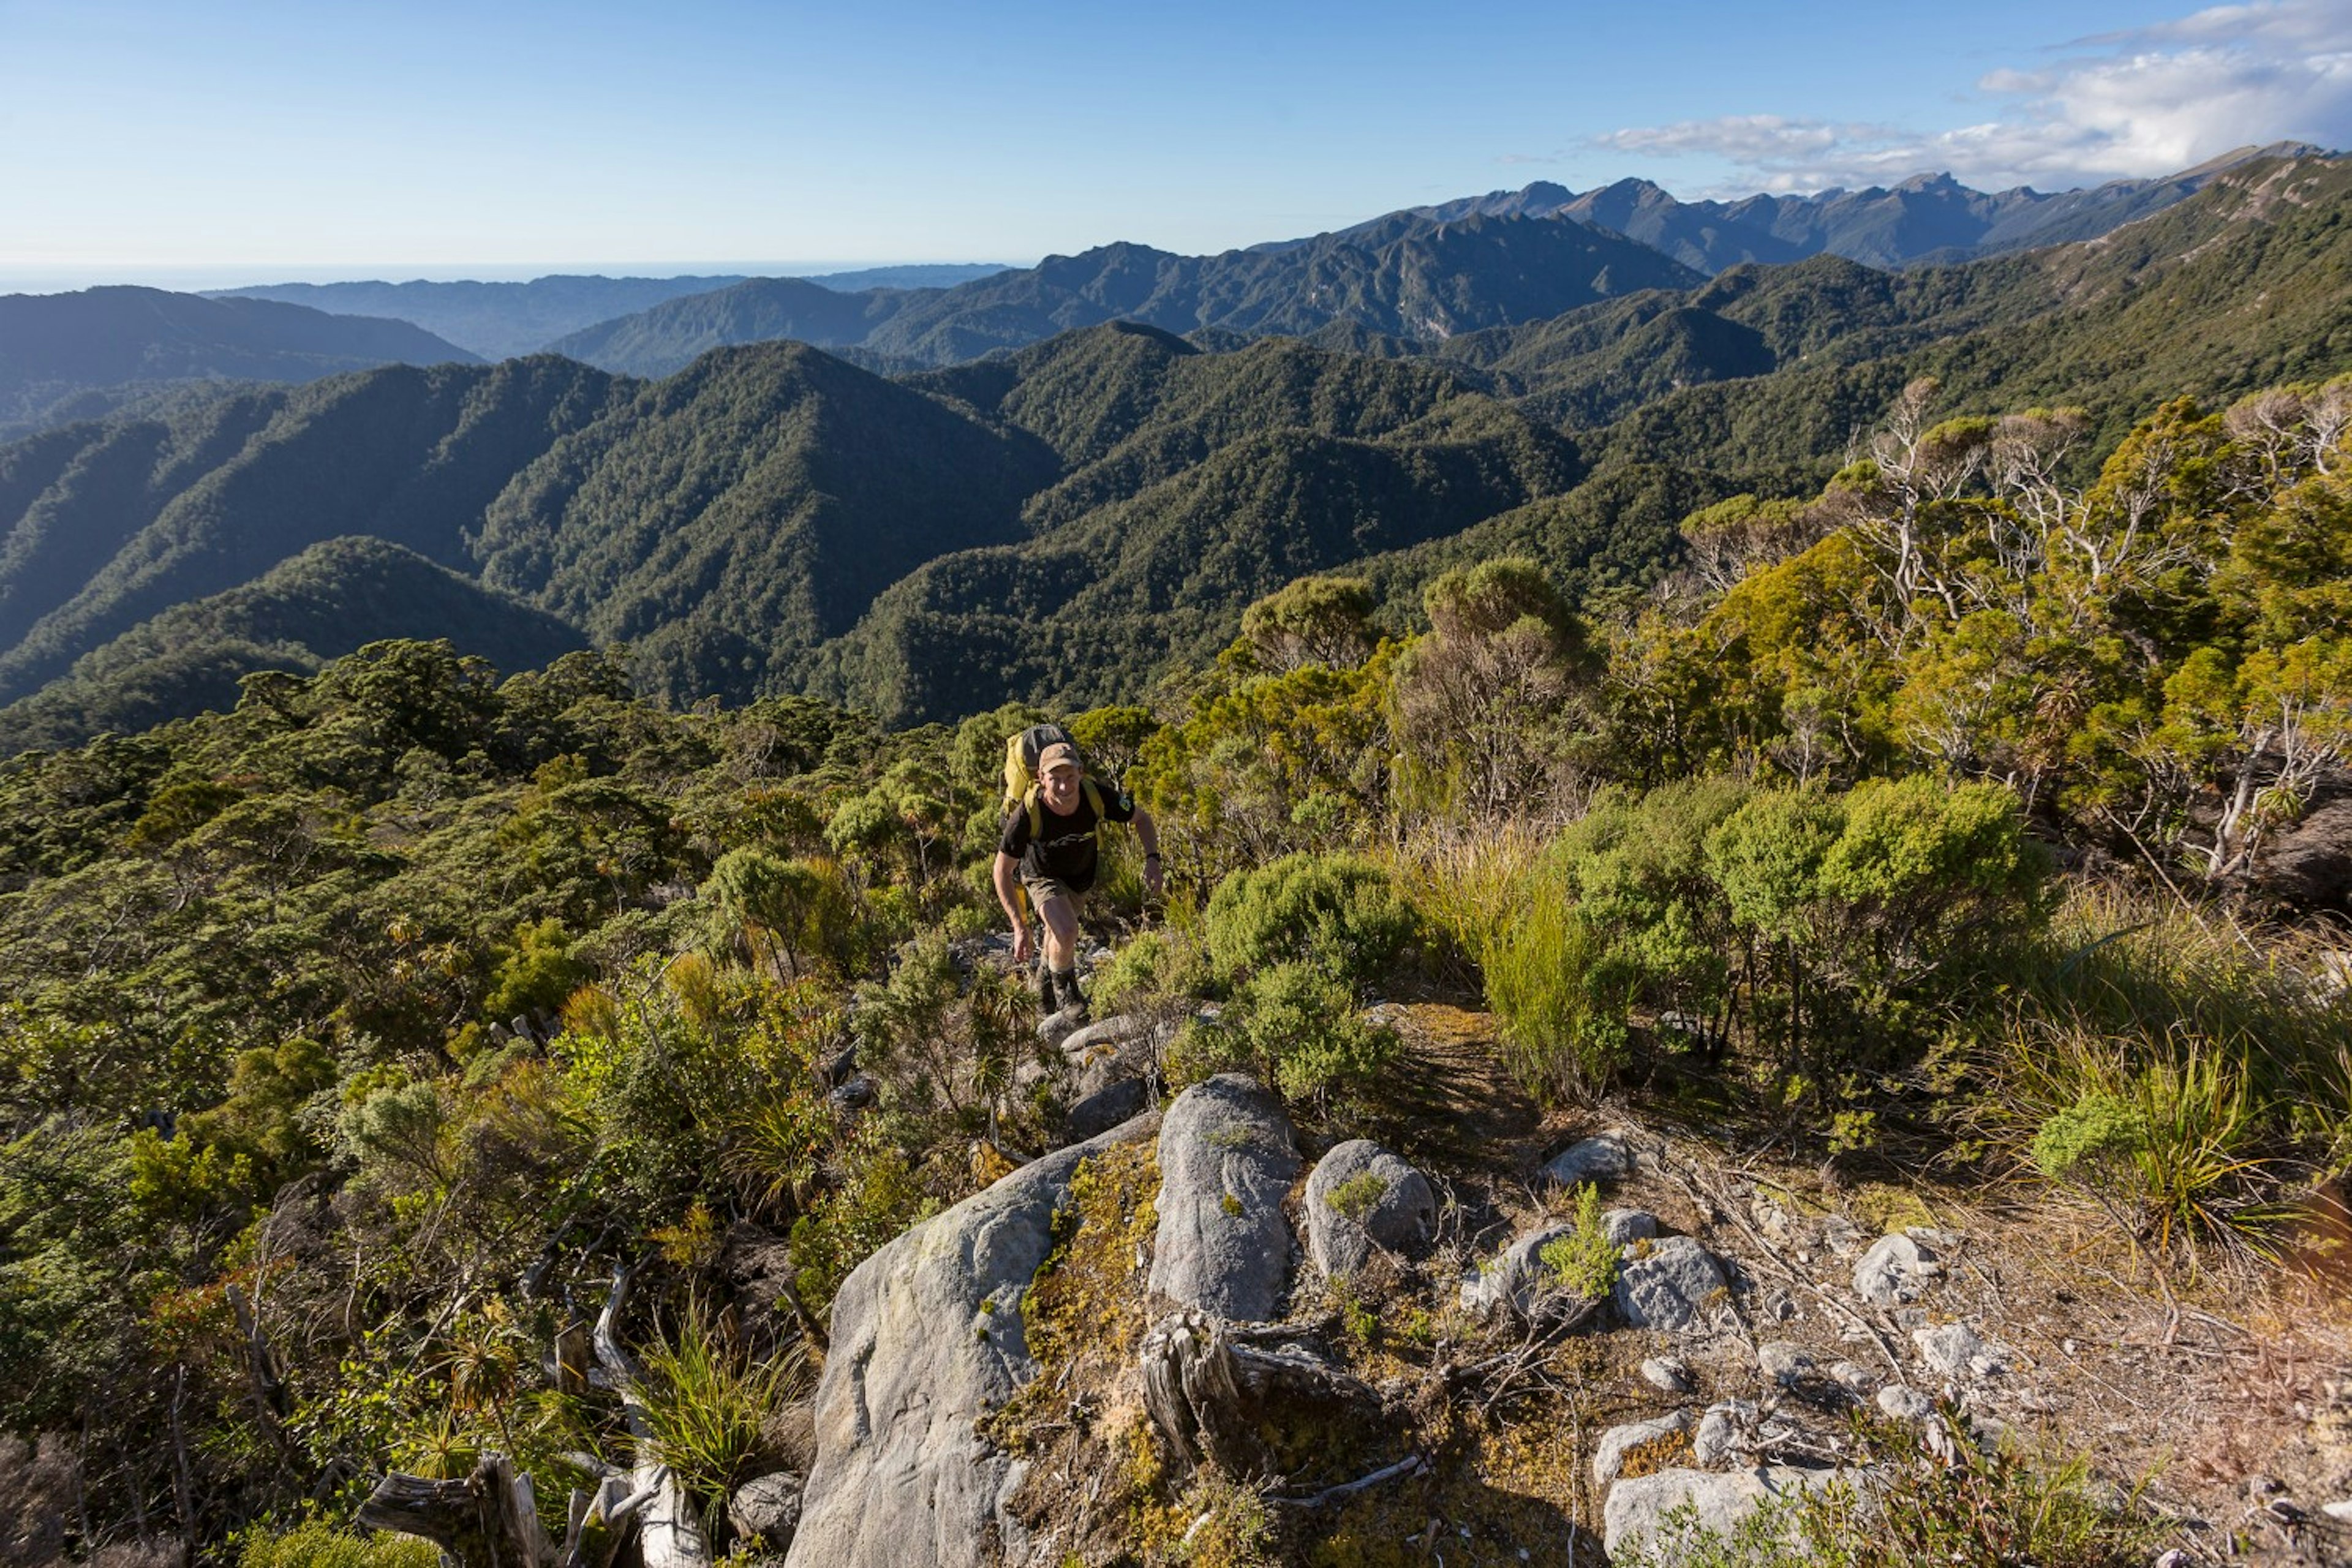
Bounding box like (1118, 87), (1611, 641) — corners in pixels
(999, 779), (1136, 893)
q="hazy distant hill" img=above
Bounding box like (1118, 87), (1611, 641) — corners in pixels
(0, 535), (586, 753)
(210, 274), (750, 360)
(0, 287), (479, 439)
(545, 279), (922, 378)
(1404, 143), (2334, 273)
(554, 213), (1702, 375)
(4, 152), (2350, 742)
(214, 265), (1013, 359)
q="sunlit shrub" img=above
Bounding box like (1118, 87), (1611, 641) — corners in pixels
(1204, 852), (1418, 993)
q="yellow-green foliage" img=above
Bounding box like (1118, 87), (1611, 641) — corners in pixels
(1536, 1183), (1619, 1299)
(984, 1141), (1160, 1455)
(237, 1523), (440, 1568)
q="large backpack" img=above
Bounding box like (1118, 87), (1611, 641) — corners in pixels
(1001, 723), (1102, 837)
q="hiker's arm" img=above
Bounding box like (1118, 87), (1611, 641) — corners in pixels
(1131, 804), (1164, 895)
(993, 851), (1032, 962)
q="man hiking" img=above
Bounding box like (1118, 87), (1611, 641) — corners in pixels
(993, 739), (1163, 1024)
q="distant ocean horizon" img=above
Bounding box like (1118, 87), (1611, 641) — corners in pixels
(0, 260), (1018, 296)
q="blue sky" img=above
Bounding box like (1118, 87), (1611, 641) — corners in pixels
(3, 0), (2348, 289)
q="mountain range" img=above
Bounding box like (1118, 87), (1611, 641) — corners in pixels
(1, 149), (2348, 750)
(1394, 141), (2327, 272)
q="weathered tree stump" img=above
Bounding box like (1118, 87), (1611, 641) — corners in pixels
(1140, 1310), (1381, 1479)
(358, 1454), (556, 1568)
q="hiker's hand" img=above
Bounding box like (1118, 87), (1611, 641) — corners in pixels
(1143, 857), (1164, 897)
(1012, 924), (1033, 964)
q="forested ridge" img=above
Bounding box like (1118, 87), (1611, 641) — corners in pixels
(3, 362), (2350, 1563)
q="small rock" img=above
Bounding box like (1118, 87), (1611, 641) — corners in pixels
(1912, 1321), (2009, 1379)
(2320, 1499), (2352, 1523)
(1603, 1208), (1658, 1246)
(1828, 1360), (1875, 1393)
(1819, 1215), (1865, 1256)
(1303, 1139), (1438, 1276)
(1757, 1341), (1812, 1385)
(1853, 1233), (1937, 1305)
(827, 1075), (876, 1111)
(1691, 1400), (1756, 1466)
(730, 1471), (803, 1551)
(1640, 1356), (1693, 1394)
(1593, 1409), (1696, 1485)
(1877, 1385), (1935, 1422)
(1542, 1133), (1634, 1186)
(1602, 1467), (1833, 1556)
(1613, 1236), (1730, 1332)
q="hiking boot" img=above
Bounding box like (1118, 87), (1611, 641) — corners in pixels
(1052, 968), (1090, 1025)
(1033, 962), (1058, 1014)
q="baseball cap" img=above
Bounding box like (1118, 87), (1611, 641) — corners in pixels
(1038, 742), (1080, 775)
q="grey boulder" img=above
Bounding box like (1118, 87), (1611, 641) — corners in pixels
(1541, 1133), (1635, 1186)
(1604, 1466), (1833, 1557)
(1065, 1076), (1151, 1142)
(1303, 1140), (1436, 1276)
(1061, 1014), (1165, 1100)
(1613, 1236), (1730, 1332)
(728, 1472), (802, 1552)
(1147, 1074), (1298, 1322)
(783, 1113), (1157, 1568)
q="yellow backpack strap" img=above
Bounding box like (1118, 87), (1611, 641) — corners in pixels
(1082, 777), (1103, 816)
(1025, 785), (1043, 840)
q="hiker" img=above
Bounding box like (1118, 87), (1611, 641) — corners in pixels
(993, 738), (1163, 1022)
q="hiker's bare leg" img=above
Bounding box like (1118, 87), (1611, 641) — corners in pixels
(1036, 889), (1080, 974)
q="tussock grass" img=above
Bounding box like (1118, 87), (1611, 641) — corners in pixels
(1989, 884), (2352, 1266)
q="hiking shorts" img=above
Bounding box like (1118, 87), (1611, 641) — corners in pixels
(1020, 867), (1080, 912)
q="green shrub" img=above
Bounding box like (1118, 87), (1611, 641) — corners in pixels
(1204, 852), (1419, 992)
(1325, 1170), (1389, 1223)
(1093, 929), (1211, 1014)
(1234, 962), (1401, 1112)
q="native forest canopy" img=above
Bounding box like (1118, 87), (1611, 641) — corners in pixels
(4, 148), (2352, 1567)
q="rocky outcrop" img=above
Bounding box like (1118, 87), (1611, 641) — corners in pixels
(1147, 1075), (1298, 1322)
(1302, 1140), (1436, 1277)
(783, 1113), (1158, 1568)
(1593, 1409), (1695, 1485)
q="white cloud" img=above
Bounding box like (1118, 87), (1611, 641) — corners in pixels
(1592, 0), (2352, 193)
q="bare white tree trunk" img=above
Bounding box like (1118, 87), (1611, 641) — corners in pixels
(594, 1266), (712, 1568)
